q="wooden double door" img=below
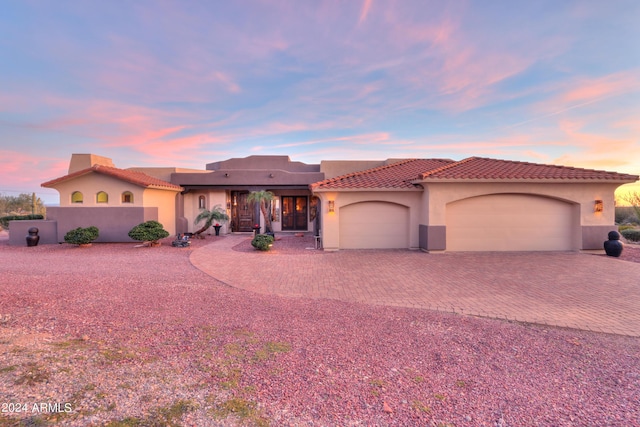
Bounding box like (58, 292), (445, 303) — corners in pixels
(282, 196), (308, 231)
(231, 192), (255, 232)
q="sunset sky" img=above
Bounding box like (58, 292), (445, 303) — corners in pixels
(1, 0), (639, 205)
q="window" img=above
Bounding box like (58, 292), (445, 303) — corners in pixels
(122, 191), (134, 203)
(198, 195), (206, 209)
(96, 191), (109, 203)
(71, 191), (83, 203)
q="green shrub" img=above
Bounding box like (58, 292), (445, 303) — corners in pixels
(618, 224), (637, 232)
(620, 229), (640, 242)
(0, 214), (44, 229)
(64, 226), (99, 245)
(251, 234), (274, 251)
(128, 220), (170, 244)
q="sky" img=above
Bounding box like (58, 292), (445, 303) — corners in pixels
(1, 0), (639, 205)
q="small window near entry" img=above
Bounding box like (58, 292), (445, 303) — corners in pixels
(71, 191), (83, 203)
(199, 195), (206, 209)
(122, 191), (133, 203)
(97, 191), (109, 203)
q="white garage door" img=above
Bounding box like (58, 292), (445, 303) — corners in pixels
(340, 202), (409, 249)
(446, 194), (577, 251)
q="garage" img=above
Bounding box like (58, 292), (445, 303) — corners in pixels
(340, 202), (409, 249)
(446, 194), (578, 251)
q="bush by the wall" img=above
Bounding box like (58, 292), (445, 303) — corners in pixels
(64, 226), (99, 245)
(620, 229), (640, 242)
(128, 220), (170, 245)
(0, 214), (44, 229)
(251, 234), (274, 251)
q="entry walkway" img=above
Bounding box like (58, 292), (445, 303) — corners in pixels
(190, 235), (640, 337)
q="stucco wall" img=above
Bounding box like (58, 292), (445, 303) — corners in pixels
(183, 190), (229, 234)
(8, 220), (59, 246)
(142, 189), (178, 236)
(421, 181), (621, 251)
(422, 181), (620, 226)
(46, 206), (159, 242)
(51, 173), (145, 207)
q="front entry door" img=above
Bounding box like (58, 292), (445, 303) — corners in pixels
(232, 192), (254, 232)
(282, 196), (308, 231)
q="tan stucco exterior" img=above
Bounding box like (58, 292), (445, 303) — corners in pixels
(54, 174), (145, 208)
(314, 180), (627, 252)
(44, 171), (180, 239)
(36, 153), (637, 250)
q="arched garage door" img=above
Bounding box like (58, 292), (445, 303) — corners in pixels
(446, 194), (578, 251)
(340, 202), (409, 249)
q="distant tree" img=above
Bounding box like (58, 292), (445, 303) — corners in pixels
(620, 191), (640, 221)
(0, 193), (46, 216)
(247, 190), (275, 234)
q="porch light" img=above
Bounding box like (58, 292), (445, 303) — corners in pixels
(328, 200), (335, 213)
(594, 199), (603, 212)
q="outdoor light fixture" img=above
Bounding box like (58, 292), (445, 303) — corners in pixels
(594, 199), (604, 212)
(328, 200), (335, 213)
(224, 173), (229, 177)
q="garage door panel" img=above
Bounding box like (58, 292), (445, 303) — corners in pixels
(340, 202), (409, 249)
(446, 194), (576, 251)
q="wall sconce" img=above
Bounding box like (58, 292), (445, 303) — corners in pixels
(226, 201), (231, 210)
(328, 200), (335, 213)
(594, 199), (603, 212)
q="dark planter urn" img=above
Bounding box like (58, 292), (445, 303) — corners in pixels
(213, 225), (222, 236)
(604, 231), (623, 257)
(26, 227), (40, 247)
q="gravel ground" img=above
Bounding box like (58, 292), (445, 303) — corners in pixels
(0, 233), (639, 426)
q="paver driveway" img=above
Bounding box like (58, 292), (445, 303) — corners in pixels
(191, 235), (640, 337)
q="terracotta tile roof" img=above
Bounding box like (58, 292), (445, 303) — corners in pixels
(310, 159), (454, 190)
(419, 157), (639, 181)
(42, 165), (183, 191)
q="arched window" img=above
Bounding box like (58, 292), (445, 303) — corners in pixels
(198, 195), (206, 209)
(71, 191), (83, 203)
(96, 191), (109, 203)
(122, 191), (134, 203)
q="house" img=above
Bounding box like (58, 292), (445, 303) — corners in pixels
(312, 157), (639, 251)
(31, 153), (638, 252)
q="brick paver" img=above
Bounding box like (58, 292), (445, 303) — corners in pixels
(190, 235), (640, 337)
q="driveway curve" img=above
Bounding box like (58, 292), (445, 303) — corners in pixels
(190, 235), (640, 336)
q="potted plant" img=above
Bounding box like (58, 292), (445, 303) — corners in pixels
(194, 205), (229, 237)
(64, 226), (99, 247)
(128, 220), (169, 246)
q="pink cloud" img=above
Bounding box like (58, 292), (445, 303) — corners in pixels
(0, 151), (68, 191)
(358, 0), (372, 25)
(560, 72), (639, 104)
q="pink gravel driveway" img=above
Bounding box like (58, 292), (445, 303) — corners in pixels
(1, 233), (639, 426)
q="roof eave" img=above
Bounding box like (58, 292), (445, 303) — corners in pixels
(310, 186), (423, 192)
(414, 177), (639, 184)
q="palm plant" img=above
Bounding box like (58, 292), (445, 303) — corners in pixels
(247, 190), (275, 234)
(194, 204), (229, 236)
